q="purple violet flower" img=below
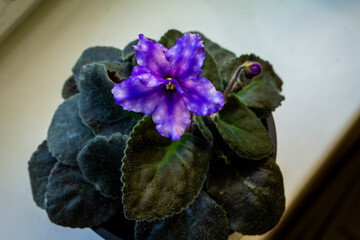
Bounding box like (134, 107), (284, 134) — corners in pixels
(112, 33), (225, 140)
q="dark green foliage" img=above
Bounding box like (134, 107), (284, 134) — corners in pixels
(122, 116), (211, 220)
(28, 141), (57, 209)
(122, 39), (139, 61)
(191, 31), (236, 69)
(45, 162), (121, 228)
(61, 76), (79, 99)
(214, 95), (274, 160)
(222, 54), (284, 118)
(158, 29), (183, 48)
(77, 133), (128, 200)
(207, 156), (285, 235)
(47, 94), (94, 166)
(194, 115), (214, 142)
(29, 30), (286, 238)
(201, 50), (223, 91)
(78, 63), (142, 137)
(135, 192), (229, 240)
(72, 46), (124, 87)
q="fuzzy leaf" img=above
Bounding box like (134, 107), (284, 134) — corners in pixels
(159, 29), (223, 91)
(45, 162), (121, 228)
(135, 191), (229, 240)
(104, 61), (133, 84)
(122, 39), (139, 61)
(222, 54), (284, 118)
(61, 76), (79, 99)
(77, 133), (127, 200)
(47, 94), (94, 166)
(207, 156), (285, 235)
(72, 46), (123, 87)
(191, 31), (236, 69)
(78, 63), (142, 137)
(122, 116), (211, 220)
(194, 115), (214, 142)
(214, 95), (274, 160)
(28, 141), (57, 209)
(201, 50), (223, 91)
(158, 29), (183, 48)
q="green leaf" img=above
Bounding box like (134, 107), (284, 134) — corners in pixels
(200, 50), (223, 91)
(45, 162), (121, 228)
(122, 116), (211, 220)
(221, 54), (284, 118)
(78, 63), (142, 137)
(214, 95), (274, 160)
(135, 191), (229, 240)
(159, 29), (223, 91)
(61, 76), (79, 100)
(207, 156), (285, 235)
(122, 39), (139, 61)
(47, 94), (94, 166)
(194, 115), (214, 142)
(104, 61), (133, 84)
(191, 31), (236, 69)
(158, 29), (183, 48)
(28, 141), (57, 209)
(72, 46), (124, 87)
(77, 133), (127, 200)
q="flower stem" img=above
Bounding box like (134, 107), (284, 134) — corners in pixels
(223, 65), (244, 100)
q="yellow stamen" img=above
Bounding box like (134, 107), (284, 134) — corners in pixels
(165, 78), (176, 90)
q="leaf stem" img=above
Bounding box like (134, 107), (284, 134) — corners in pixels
(223, 65), (244, 100)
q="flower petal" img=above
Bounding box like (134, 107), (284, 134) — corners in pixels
(182, 77), (225, 116)
(134, 34), (170, 77)
(152, 92), (191, 140)
(165, 33), (205, 81)
(132, 65), (165, 87)
(112, 77), (163, 115)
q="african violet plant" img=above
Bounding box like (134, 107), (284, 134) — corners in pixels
(28, 29), (285, 239)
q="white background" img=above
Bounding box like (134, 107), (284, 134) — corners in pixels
(0, 0), (359, 239)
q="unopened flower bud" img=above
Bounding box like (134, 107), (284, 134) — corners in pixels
(244, 61), (262, 79)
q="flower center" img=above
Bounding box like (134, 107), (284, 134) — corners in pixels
(165, 78), (176, 90)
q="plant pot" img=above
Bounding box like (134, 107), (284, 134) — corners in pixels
(92, 114), (277, 240)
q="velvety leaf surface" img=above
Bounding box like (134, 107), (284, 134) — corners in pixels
(194, 115), (214, 142)
(78, 63), (142, 137)
(104, 61), (133, 84)
(201, 50), (223, 91)
(28, 140), (57, 209)
(45, 162), (121, 228)
(207, 156), (285, 235)
(122, 116), (211, 220)
(222, 54), (284, 118)
(191, 31), (236, 69)
(47, 94), (94, 166)
(77, 133), (128, 200)
(214, 95), (274, 160)
(61, 76), (79, 99)
(72, 46), (123, 87)
(158, 29), (183, 48)
(122, 39), (139, 61)
(159, 29), (223, 90)
(135, 192), (229, 240)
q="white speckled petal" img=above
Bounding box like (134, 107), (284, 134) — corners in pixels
(112, 76), (163, 115)
(132, 65), (166, 87)
(152, 91), (191, 140)
(134, 34), (170, 77)
(165, 33), (205, 82)
(182, 77), (225, 116)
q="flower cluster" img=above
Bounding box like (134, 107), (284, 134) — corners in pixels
(112, 33), (225, 140)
